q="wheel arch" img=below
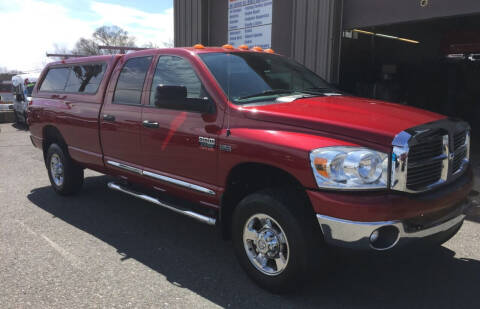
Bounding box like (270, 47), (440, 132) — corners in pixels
(219, 162), (313, 239)
(42, 125), (68, 164)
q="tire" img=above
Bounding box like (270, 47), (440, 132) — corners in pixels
(46, 143), (84, 196)
(232, 188), (323, 293)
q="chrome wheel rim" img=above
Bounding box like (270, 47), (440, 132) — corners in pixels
(50, 153), (64, 187)
(243, 213), (290, 276)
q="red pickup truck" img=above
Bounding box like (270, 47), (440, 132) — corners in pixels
(28, 45), (473, 292)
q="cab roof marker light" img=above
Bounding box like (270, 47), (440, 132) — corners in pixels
(352, 29), (419, 44)
(193, 44), (205, 49)
(222, 44), (234, 50)
(238, 44), (249, 50)
(264, 48), (275, 54)
(251, 46), (263, 52)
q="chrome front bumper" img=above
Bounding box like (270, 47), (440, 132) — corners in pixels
(317, 201), (470, 250)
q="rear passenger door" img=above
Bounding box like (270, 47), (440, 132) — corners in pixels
(100, 55), (153, 170)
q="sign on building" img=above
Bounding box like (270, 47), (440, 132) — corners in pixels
(228, 0), (273, 49)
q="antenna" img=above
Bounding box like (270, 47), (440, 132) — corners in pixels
(226, 52), (232, 137)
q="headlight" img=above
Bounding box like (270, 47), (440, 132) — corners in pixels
(310, 147), (388, 189)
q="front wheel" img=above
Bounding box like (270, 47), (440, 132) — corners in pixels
(232, 188), (323, 293)
(46, 143), (84, 195)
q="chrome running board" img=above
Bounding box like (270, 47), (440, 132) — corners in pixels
(107, 182), (216, 226)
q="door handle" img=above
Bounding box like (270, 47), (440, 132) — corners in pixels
(103, 114), (116, 122)
(143, 120), (159, 128)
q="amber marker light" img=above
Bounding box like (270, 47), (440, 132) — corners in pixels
(314, 157), (329, 178)
(193, 44), (205, 49)
(251, 46), (263, 52)
(222, 44), (234, 49)
(264, 48), (275, 54)
(238, 44), (249, 50)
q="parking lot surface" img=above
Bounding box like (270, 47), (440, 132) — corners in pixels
(1, 123), (479, 308)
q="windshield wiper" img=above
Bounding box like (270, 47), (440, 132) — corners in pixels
(236, 89), (294, 101)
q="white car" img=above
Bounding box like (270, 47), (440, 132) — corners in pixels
(12, 73), (39, 125)
(0, 94), (13, 110)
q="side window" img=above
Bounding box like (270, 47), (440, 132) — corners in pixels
(64, 63), (106, 93)
(149, 56), (203, 106)
(113, 56), (152, 105)
(39, 68), (70, 92)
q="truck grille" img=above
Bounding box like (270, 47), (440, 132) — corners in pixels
(392, 119), (470, 193)
(454, 130), (467, 150)
(452, 129), (468, 174)
(406, 133), (445, 191)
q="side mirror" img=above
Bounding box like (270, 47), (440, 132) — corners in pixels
(155, 84), (187, 102)
(0, 95), (3, 101)
(154, 85), (215, 114)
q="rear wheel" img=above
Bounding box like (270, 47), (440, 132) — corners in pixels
(232, 188), (323, 293)
(46, 143), (84, 195)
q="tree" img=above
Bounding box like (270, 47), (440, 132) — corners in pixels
(142, 42), (160, 49)
(141, 38), (173, 49)
(73, 25), (137, 55)
(161, 38), (174, 48)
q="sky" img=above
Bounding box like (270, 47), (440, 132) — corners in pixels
(0, 0), (173, 72)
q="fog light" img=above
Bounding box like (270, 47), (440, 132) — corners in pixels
(369, 225), (400, 250)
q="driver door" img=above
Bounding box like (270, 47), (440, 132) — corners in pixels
(140, 55), (223, 199)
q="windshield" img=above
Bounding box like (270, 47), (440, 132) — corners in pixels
(199, 52), (334, 104)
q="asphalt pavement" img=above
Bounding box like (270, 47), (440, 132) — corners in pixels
(1, 123), (479, 308)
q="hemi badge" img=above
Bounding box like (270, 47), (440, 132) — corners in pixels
(220, 144), (232, 152)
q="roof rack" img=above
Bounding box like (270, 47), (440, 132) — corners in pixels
(98, 46), (150, 54)
(46, 46), (151, 60)
(46, 53), (89, 59)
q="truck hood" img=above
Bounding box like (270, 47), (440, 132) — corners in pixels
(240, 95), (445, 146)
